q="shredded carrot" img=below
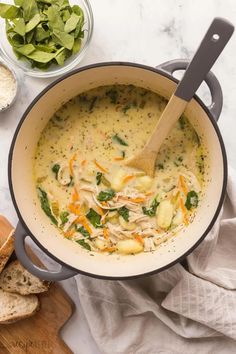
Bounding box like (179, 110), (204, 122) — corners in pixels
(103, 246), (116, 253)
(119, 196), (145, 203)
(77, 215), (92, 234)
(145, 192), (153, 197)
(69, 153), (77, 175)
(103, 228), (109, 240)
(101, 201), (108, 207)
(123, 175), (135, 184)
(64, 229), (75, 239)
(94, 159), (108, 173)
(114, 156), (124, 161)
(134, 234), (144, 244)
(72, 188), (80, 203)
(179, 175), (188, 196)
(180, 197), (189, 225)
(68, 203), (81, 215)
(96, 206), (104, 216)
(81, 159), (87, 166)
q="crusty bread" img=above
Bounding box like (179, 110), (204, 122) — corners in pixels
(0, 229), (14, 274)
(0, 260), (50, 295)
(0, 288), (39, 324)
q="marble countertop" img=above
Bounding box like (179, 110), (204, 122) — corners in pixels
(0, 0), (236, 352)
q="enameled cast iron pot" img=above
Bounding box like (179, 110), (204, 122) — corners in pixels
(9, 60), (227, 281)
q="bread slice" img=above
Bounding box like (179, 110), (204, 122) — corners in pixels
(0, 229), (14, 274)
(0, 260), (50, 295)
(0, 288), (39, 324)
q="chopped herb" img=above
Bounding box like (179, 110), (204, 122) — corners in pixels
(97, 189), (116, 202)
(37, 187), (58, 225)
(118, 206), (129, 221)
(77, 226), (90, 238)
(179, 115), (187, 130)
(86, 208), (102, 228)
(76, 239), (91, 251)
(96, 172), (102, 185)
(157, 163), (164, 170)
(185, 191), (199, 210)
(142, 198), (159, 217)
(112, 133), (128, 146)
(60, 211), (69, 226)
(52, 163), (60, 179)
(89, 96), (97, 112)
(106, 89), (118, 104)
(122, 151), (126, 158)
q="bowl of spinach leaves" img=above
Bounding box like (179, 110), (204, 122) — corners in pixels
(0, 0), (93, 77)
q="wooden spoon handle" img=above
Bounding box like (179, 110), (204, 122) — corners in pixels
(175, 17), (234, 102)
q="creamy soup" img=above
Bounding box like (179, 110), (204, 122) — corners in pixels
(34, 85), (207, 254)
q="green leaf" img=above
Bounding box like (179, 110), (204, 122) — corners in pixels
(37, 187), (58, 225)
(112, 134), (128, 146)
(86, 208), (102, 228)
(72, 37), (81, 54)
(64, 12), (80, 33)
(72, 5), (84, 18)
(7, 32), (24, 48)
(60, 211), (69, 226)
(13, 18), (26, 36)
(22, 0), (39, 22)
(16, 44), (35, 56)
(76, 239), (91, 251)
(25, 13), (41, 33)
(61, 9), (71, 22)
(185, 191), (199, 210)
(14, 0), (24, 5)
(52, 163), (60, 179)
(97, 189), (116, 202)
(26, 49), (57, 63)
(118, 206), (129, 221)
(0, 4), (20, 19)
(77, 226), (90, 238)
(52, 29), (74, 50)
(55, 48), (66, 65)
(89, 96), (97, 112)
(142, 198), (159, 217)
(35, 25), (50, 41)
(46, 5), (64, 31)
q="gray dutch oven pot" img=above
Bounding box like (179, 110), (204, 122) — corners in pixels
(8, 60), (227, 281)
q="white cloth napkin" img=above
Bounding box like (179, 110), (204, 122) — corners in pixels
(75, 167), (236, 354)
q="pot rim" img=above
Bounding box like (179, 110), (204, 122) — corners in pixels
(8, 61), (228, 280)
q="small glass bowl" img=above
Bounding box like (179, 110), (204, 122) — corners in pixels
(0, 60), (18, 112)
(0, 0), (94, 78)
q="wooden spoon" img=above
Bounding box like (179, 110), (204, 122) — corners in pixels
(126, 18), (234, 176)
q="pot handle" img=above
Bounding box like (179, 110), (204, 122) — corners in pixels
(14, 222), (78, 281)
(156, 59), (223, 122)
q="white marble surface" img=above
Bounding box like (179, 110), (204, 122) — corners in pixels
(0, 0), (236, 352)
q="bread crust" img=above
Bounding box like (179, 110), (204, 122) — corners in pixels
(0, 300), (40, 324)
(0, 230), (15, 274)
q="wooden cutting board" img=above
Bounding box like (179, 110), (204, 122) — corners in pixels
(0, 216), (74, 354)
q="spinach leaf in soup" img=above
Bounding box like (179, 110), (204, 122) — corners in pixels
(86, 208), (102, 228)
(60, 211), (69, 226)
(37, 187), (58, 225)
(52, 164), (60, 179)
(97, 189), (116, 202)
(185, 191), (199, 210)
(118, 206), (129, 222)
(76, 239), (91, 251)
(77, 226), (90, 238)
(142, 198), (159, 217)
